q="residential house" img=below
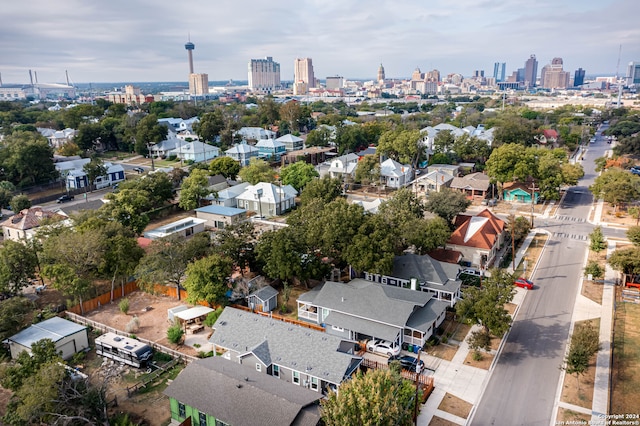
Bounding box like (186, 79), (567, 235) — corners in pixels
(236, 127), (277, 142)
(168, 140), (219, 163)
(413, 171), (453, 197)
(379, 158), (413, 188)
(281, 146), (335, 166)
(7, 317), (88, 360)
(351, 198), (382, 214)
(157, 117), (200, 133)
(55, 158), (91, 180)
(65, 162), (125, 190)
(503, 181), (539, 203)
(206, 175), (229, 193)
(204, 182), (250, 207)
(420, 124), (494, 162)
(328, 153), (359, 179)
(210, 307), (362, 395)
(37, 127), (77, 149)
(297, 279), (449, 350)
(446, 208), (506, 268)
(427, 164), (460, 177)
(165, 357), (322, 426)
(256, 139), (286, 161)
(1, 208), (66, 242)
(149, 135), (181, 158)
(356, 146), (377, 158)
(276, 134), (304, 151)
(235, 182), (297, 218)
(449, 172), (491, 199)
(247, 285), (278, 312)
(364, 253), (462, 308)
(195, 205), (247, 230)
(225, 143), (260, 166)
(143, 217), (207, 240)
(536, 129), (559, 146)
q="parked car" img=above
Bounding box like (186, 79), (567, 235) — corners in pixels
(366, 339), (401, 357)
(388, 355), (425, 373)
(132, 166), (145, 173)
(458, 268), (483, 278)
(481, 198), (497, 207)
(514, 277), (534, 290)
(56, 194), (74, 203)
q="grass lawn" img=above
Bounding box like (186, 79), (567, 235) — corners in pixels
(611, 293), (640, 415)
(560, 319), (600, 409)
(556, 407), (591, 424)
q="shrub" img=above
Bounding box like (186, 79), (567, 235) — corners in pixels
(467, 329), (492, 352)
(203, 307), (224, 327)
(584, 261), (604, 280)
(119, 298), (130, 315)
(197, 351), (214, 358)
(193, 343), (201, 348)
(167, 323), (184, 344)
(168, 155), (177, 161)
(125, 316), (139, 333)
(472, 351), (484, 361)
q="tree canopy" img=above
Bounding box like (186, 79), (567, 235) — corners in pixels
(183, 254), (234, 307)
(209, 156), (240, 180)
(238, 158), (276, 185)
(589, 168), (640, 209)
(280, 161), (319, 191)
(179, 168), (210, 210)
(424, 189), (471, 225)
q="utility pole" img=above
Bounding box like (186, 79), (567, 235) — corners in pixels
(529, 182), (538, 227)
(413, 348), (422, 424)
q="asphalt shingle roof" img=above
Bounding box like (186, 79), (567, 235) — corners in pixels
(392, 254), (462, 293)
(164, 357), (321, 426)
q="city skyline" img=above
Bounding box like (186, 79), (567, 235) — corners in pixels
(1, 0), (639, 84)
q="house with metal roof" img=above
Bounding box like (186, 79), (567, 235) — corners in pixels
(363, 253), (462, 307)
(449, 172), (491, 199)
(7, 317), (88, 360)
(143, 217), (207, 240)
(195, 204), (247, 230)
(297, 279), (448, 350)
(164, 357), (322, 426)
(225, 142), (260, 166)
(203, 182), (250, 207)
(210, 307), (362, 395)
(379, 158), (413, 188)
(276, 133), (304, 151)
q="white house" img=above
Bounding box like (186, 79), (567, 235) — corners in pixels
(158, 117), (200, 133)
(37, 128), (77, 149)
(204, 182), (250, 207)
(276, 134), (304, 151)
(236, 182), (297, 218)
(168, 140), (219, 163)
(379, 158), (413, 188)
(65, 162), (125, 190)
(328, 153), (359, 179)
(236, 127), (276, 141)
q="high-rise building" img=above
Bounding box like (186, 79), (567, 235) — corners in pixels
(524, 54), (538, 88)
(377, 64), (385, 82)
(540, 57), (570, 89)
(493, 62), (506, 82)
(325, 76), (344, 90)
(474, 70), (485, 78)
(189, 73), (209, 96)
(293, 58), (315, 93)
(426, 69), (440, 82)
(248, 57), (281, 93)
(574, 68), (586, 87)
(627, 62), (640, 87)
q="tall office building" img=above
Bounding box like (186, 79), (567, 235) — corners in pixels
(294, 58), (315, 91)
(325, 76), (344, 90)
(627, 62), (640, 87)
(493, 62), (506, 82)
(540, 57), (570, 89)
(248, 57), (281, 93)
(524, 54), (538, 88)
(377, 64), (385, 82)
(189, 73), (209, 96)
(574, 68), (586, 87)
(474, 70), (485, 78)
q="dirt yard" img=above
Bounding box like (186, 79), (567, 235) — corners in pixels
(437, 392), (472, 419)
(560, 319), (600, 409)
(463, 350), (494, 370)
(429, 416), (460, 426)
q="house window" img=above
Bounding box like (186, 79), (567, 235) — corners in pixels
(215, 421), (229, 426)
(178, 402), (186, 418)
(256, 363), (262, 372)
(310, 377), (319, 391)
(293, 371), (300, 385)
(273, 365), (279, 377)
(199, 412), (207, 426)
(331, 325), (344, 332)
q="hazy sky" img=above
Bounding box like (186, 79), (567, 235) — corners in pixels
(1, 0), (639, 84)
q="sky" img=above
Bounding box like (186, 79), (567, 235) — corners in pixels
(1, 0), (639, 85)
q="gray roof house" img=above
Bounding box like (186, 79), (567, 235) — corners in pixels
(225, 142), (260, 166)
(380, 158), (413, 188)
(276, 134), (304, 151)
(363, 253), (462, 307)
(7, 317), (88, 360)
(328, 153), (359, 179)
(210, 307), (362, 395)
(297, 279), (448, 350)
(164, 357), (322, 426)
(247, 285), (278, 312)
(235, 182), (297, 218)
(449, 172), (491, 199)
(412, 170), (454, 197)
(204, 182), (251, 207)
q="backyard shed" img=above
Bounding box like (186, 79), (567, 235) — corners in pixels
(7, 317), (88, 360)
(247, 285), (278, 312)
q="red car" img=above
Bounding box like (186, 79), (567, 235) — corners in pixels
(514, 278), (534, 290)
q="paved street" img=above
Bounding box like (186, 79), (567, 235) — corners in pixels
(470, 125), (614, 425)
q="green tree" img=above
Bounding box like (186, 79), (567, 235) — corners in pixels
(321, 368), (418, 426)
(404, 217), (451, 255)
(134, 233), (210, 300)
(179, 169), (210, 210)
(184, 254), (234, 307)
(213, 222), (257, 276)
(589, 226), (607, 253)
(238, 158), (276, 184)
(101, 188), (153, 234)
(452, 134), (491, 163)
(589, 168), (640, 211)
(584, 261), (604, 280)
(167, 323), (184, 344)
(0, 297), (34, 342)
(279, 101), (303, 132)
(256, 96), (280, 127)
(75, 122), (103, 152)
(563, 320), (600, 388)
(354, 154), (380, 185)
(134, 113), (168, 154)
(82, 157), (107, 191)
(194, 110), (224, 142)
(627, 225), (640, 246)
(209, 156), (240, 180)
(0, 131), (58, 187)
(0, 181), (16, 210)
(299, 175), (343, 205)
(280, 161), (319, 191)
(344, 214), (397, 275)
(9, 194), (31, 212)
(0, 240), (39, 295)
(493, 114), (538, 147)
(456, 268), (515, 337)
(119, 170), (174, 208)
(305, 127), (333, 147)
(424, 189), (471, 225)
(608, 247), (640, 283)
(433, 130), (455, 154)
(377, 129), (424, 167)
(485, 143), (526, 196)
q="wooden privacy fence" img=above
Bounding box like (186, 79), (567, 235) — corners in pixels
(65, 311), (198, 364)
(361, 357), (436, 388)
(67, 281), (140, 315)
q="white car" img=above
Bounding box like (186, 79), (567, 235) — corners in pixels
(366, 339), (401, 357)
(458, 268), (483, 278)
